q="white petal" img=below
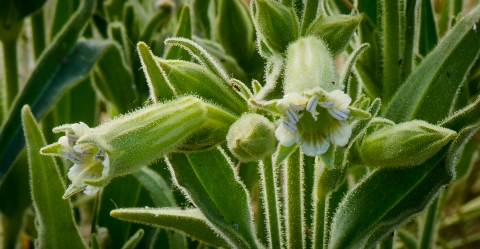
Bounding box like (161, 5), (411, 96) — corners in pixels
(330, 121), (352, 146)
(101, 153), (110, 177)
(301, 138), (329, 157)
(58, 136), (69, 147)
(71, 122), (91, 137)
(328, 90), (351, 110)
(84, 186), (100, 195)
(275, 125), (296, 147)
(276, 92), (308, 112)
(319, 101), (334, 108)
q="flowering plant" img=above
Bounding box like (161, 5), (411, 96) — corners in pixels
(1, 0), (480, 248)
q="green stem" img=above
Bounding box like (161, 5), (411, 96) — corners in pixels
(260, 156), (283, 249)
(381, 0), (402, 103)
(313, 193), (327, 249)
(418, 190), (447, 249)
(284, 148), (305, 248)
(378, 233), (394, 249)
(397, 229), (418, 249)
(300, 0), (320, 35)
(2, 40), (19, 109)
(31, 9), (46, 59)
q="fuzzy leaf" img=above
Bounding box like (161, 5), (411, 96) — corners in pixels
(0, 0), (96, 180)
(164, 5), (192, 61)
(21, 106), (87, 249)
(385, 4), (480, 123)
(121, 229), (144, 249)
(111, 208), (230, 248)
(166, 151), (257, 249)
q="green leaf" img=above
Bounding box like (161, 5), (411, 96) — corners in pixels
(0, 0), (46, 29)
(97, 175), (143, 249)
(21, 105), (87, 249)
(139, 4), (172, 43)
(402, 0), (417, 81)
(137, 42), (175, 102)
(133, 168), (176, 208)
(328, 146), (451, 249)
(92, 40), (138, 113)
(191, 0), (213, 38)
(121, 229), (144, 249)
(0, 151), (30, 249)
(111, 208), (230, 248)
(306, 14), (363, 55)
(300, 0), (320, 35)
(164, 5), (192, 61)
(440, 96), (480, 132)
(340, 43), (370, 87)
(104, 0), (128, 22)
(156, 59), (247, 115)
(385, 5), (480, 123)
(216, 0), (255, 65)
(355, 14), (382, 99)
(419, 0), (438, 56)
(0, 0), (95, 180)
(50, 0), (74, 40)
(132, 168), (187, 249)
(380, 0), (402, 102)
(166, 152), (256, 249)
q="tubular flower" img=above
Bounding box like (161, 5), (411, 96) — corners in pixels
(55, 122), (110, 196)
(274, 90), (352, 157)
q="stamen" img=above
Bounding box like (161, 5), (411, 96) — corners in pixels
(286, 109), (300, 123)
(306, 95), (318, 112)
(94, 149), (106, 162)
(290, 103), (305, 112)
(65, 150), (84, 164)
(329, 109), (348, 120)
(320, 102), (334, 108)
(282, 120), (297, 133)
(66, 133), (79, 147)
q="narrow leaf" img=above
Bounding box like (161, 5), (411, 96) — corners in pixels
(137, 42), (175, 102)
(164, 5), (192, 61)
(385, 5), (480, 123)
(111, 208), (230, 248)
(121, 229), (144, 249)
(0, 0), (96, 180)
(21, 105), (86, 249)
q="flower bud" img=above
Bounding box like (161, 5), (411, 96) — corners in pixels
(284, 36), (340, 94)
(251, 0), (298, 54)
(227, 114), (276, 162)
(306, 14), (362, 55)
(158, 59), (247, 115)
(41, 97), (223, 198)
(359, 120), (456, 167)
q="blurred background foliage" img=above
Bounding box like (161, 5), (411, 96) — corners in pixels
(1, 0), (480, 248)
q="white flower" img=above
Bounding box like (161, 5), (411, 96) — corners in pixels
(275, 90), (352, 157)
(57, 122), (110, 195)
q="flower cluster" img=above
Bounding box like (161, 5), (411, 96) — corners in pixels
(275, 90), (352, 157)
(56, 122), (109, 195)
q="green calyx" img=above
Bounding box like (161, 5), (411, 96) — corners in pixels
(360, 120), (457, 167)
(251, 0), (299, 54)
(227, 113), (276, 162)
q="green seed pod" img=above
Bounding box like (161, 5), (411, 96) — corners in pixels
(227, 114), (276, 162)
(251, 0), (299, 54)
(283, 36), (340, 94)
(307, 14), (362, 55)
(359, 120), (456, 167)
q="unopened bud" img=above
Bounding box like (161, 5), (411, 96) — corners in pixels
(251, 0), (298, 54)
(284, 36), (340, 94)
(227, 114), (276, 162)
(360, 120), (456, 167)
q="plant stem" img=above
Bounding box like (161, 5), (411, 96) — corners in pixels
(260, 155), (283, 249)
(2, 40), (19, 110)
(378, 233), (394, 249)
(284, 148), (305, 248)
(31, 9), (46, 59)
(313, 193), (327, 249)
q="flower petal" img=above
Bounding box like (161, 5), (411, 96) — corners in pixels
(71, 122), (91, 137)
(328, 90), (351, 110)
(276, 92), (308, 112)
(275, 125), (296, 147)
(301, 137), (329, 157)
(330, 120), (352, 146)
